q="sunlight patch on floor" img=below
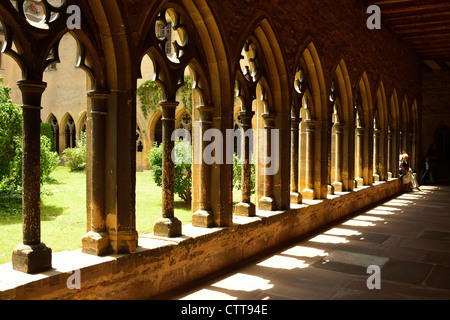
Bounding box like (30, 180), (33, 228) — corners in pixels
(308, 234), (349, 244)
(211, 273), (274, 292)
(257, 255), (309, 270)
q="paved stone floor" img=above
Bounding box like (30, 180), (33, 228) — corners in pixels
(171, 185), (450, 300)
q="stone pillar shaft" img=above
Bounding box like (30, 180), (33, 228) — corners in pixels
(154, 101), (182, 237)
(192, 106), (215, 226)
(82, 91), (109, 256)
(235, 110), (256, 216)
(355, 126), (365, 183)
(258, 113), (276, 210)
(373, 128), (381, 180)
(333, 123), (344, 191)
(290, 117), (302, 204)
(12, 80), (52, 274)
(302, 119), (316, 199)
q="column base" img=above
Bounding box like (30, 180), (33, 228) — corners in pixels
(235, 202), (256, 217)
(388, 172), (393, 179)
(192, 209), (214, 228)
(82, 231), (110, 256)
(12, 242), (52, 274)
(327, 184), (335, 195)
(290, 192), (302, 204)
(332, 181), (343, 193)
(355, 178), (364, 188)
(301, 188), (315, 200)
(154, 217), (182, 237)
(373, 174), (380, 182)
(258, 196), (274, 211)
(109, 230), (139, 254)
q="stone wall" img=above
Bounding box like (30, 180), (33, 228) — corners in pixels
(0, 179), (402, 300)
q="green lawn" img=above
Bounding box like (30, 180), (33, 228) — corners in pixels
(0, 166), (192, 265)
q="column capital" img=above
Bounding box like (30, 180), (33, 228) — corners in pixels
(88, 90), (109, 114)
(17, 80), (47, 109)
(262, 113), (276, 128)
(160, 100), (179, 120)
(356, 126), (365, 135)
(290, 116), (301, 129)
(197, 105), (214, 122)
(303, 119), (316, 131)
(334, 122), (345, 132)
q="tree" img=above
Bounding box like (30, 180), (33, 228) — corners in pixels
(147, 139), (192, 205)
(0, 77), (22, 186)
(0, 77), (60, 190)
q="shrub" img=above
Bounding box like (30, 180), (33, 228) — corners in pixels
(232, 153), (256, 194)
(148, 139), (192, 205)
(40, 135), (60, 182)
(40, 122), (56, 152)
(0, 77), (22, 185)
(62, 131), (87, 171)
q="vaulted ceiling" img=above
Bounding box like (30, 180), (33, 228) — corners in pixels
(367, 0), (450, 70)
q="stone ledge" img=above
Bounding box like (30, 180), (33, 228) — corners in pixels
(0, 179), (402, 300)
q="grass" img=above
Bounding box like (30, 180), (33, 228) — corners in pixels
(0, 166), (192, 265)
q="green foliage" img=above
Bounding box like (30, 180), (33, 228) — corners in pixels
(232, 153), (256, 195)
(147, 139), (192, 205)
(0, 77), (22, 184)
(40, 122), (56, 152)
(137, 76), (192, 119)
(62, 131), (87, 171)
(40, 135), (60, 183)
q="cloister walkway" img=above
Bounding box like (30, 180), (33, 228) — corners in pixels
(169, 185), (450, 300)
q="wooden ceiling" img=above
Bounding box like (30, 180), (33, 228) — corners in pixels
(367, 0), (450, 69)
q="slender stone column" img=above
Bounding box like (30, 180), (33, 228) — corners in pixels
(355, 126), (365, 187)
(235, 110), (256, 216)
(82, 91), (109, 255)
(387, 129), (393, 179)
(373, 128), (381, 182)
(301, 119), (316, 200)
(399, 130), (404, 155)
(332, 122), (344, 192)
(327, 121), (335, 195)
(154, 101), (182, 237)
(258, 113), (276, 211)
(290, 117), (302, 204)
(12, 80), (52, 274)
(192, 105), (215, 226)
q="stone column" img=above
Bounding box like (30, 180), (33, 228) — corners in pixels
(154, 101), (182, 237)
(327, 121), (335, 195)
(235, 110), (256, 216)
(12, 80), (52, 274)
(192, 105), (215, 226)
(301, 119), (316, 200)
(258, 113), (276, 211)
(290, 116), (302, 204)
(373, 128), (381, 182)
(355, 126), (365, 187)
(82, 91), (109, 255)
(332, 122), (344, 192)
(387, 129), (393, 179)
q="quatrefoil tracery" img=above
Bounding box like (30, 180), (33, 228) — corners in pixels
(11, 0), (66, 30)
(155, 8), (188, 64)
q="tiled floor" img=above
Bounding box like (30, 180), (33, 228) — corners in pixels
(171, 185), (450, 300)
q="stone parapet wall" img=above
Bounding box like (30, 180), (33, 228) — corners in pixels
(0, 179), (402, 300)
